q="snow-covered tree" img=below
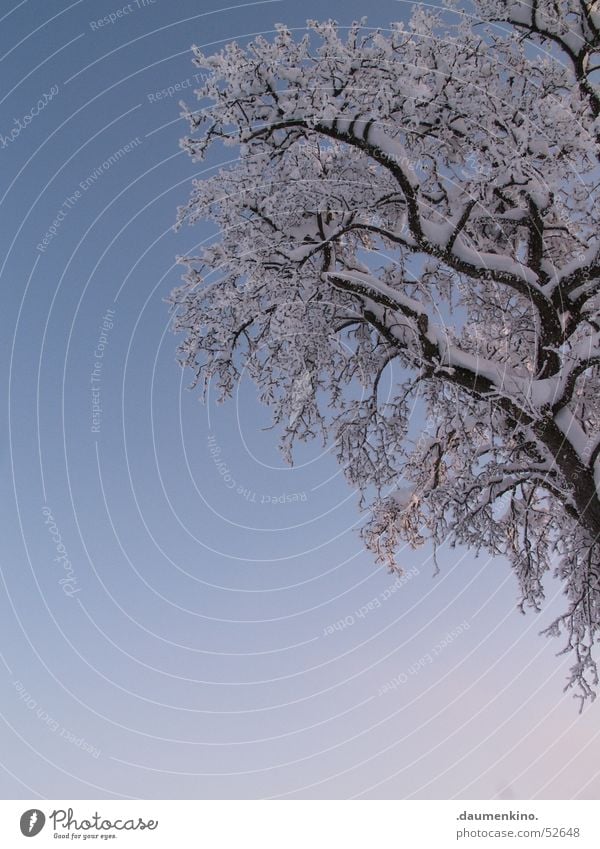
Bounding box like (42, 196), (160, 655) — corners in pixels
(171, 0), (600, 704)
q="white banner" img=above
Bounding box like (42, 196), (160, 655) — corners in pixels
(0, 800), (597, 847)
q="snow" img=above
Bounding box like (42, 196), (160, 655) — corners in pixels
(554, 406), (590, 464)
(451, 237), (542, 286)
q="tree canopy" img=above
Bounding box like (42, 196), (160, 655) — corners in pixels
(172, 0), (600, 704)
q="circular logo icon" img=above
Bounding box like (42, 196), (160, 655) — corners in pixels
(20, 809), (45, 837)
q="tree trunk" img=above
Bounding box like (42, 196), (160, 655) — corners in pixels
(535, 417), (600, 547)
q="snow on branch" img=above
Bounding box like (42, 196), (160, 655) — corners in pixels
(172, 2), (600, 704)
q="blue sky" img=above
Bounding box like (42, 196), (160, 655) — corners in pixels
(1, 0), (599, 800)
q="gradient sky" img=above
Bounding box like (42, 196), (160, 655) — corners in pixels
(1, 0), (599, 801)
